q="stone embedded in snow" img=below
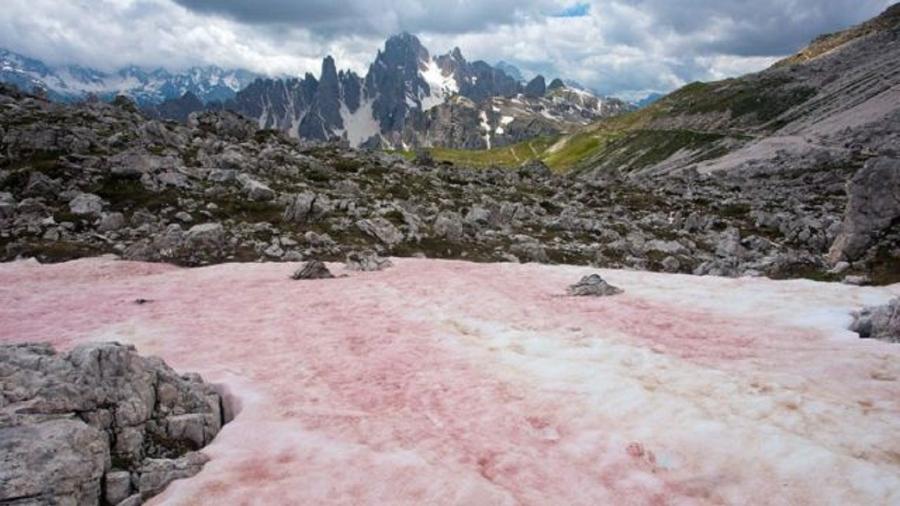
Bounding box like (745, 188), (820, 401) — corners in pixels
(567, 273), (624, 296)
(345, 251), (392, 272)
(2, 258), (900, 504)
(291, 260), (334, 280)
(68, 192), (105, 217)
(851, 297), (900, 342)
(0, 342), (223, 505)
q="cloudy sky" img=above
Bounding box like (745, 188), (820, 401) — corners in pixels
(0, 0), (893, 99)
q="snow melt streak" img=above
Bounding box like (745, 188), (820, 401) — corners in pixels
(1, 258), (900, 505)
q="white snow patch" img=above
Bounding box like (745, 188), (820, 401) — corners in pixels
(479, 110), (492, 150)
(340, 98), (380, 148)
(420, 58), (459, 111)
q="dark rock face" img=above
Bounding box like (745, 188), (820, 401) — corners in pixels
(367, 33), (431, 134)
(0, 342), (224, 505)
(218, 33), (625, 149)
(567, 274), (623, 296)
(548, 78), (566, 91)
(149, 92), (205, 123)
(299, 56), (347, 141)
(524, 75), (547, 98)
(850, 297), (900, 343)
(456, 60), (521, 102)
(828, 157), (900, 263)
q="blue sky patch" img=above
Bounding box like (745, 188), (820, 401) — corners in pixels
(555, 3), (590, 17)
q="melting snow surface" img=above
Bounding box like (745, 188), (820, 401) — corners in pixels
(2, 258), (900, 505)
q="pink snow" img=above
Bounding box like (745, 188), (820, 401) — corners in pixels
(2, 257), (900, 505)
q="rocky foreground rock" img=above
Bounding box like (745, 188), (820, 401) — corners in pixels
(0, 342), (225, 505)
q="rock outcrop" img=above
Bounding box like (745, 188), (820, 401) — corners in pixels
(0, 342), (225, 505)
(828, 157), (900, 263)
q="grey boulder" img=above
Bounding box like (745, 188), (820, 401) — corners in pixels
(567, 274), (624, 297)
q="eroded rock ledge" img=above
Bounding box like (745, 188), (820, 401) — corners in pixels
(0, 342), (225, 505)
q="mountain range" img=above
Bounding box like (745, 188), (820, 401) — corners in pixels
(0, 35), (632, 150)
(215, 33), (632, 149)
(0, 49), (258, 106)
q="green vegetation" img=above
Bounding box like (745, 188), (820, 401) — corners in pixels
(91, 177), (180, 212)
(423, 137), (557, 169)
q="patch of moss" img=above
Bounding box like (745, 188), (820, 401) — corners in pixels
(91, 177), (180, 212)
(212, 198), (284, 223)
(332, 158), (363, 173)
(9, 240), (103, 263)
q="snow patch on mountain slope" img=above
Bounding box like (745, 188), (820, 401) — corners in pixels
(339, 98), (380, 148)
(479, 110), (492, 149)
(420, 58), (459, 111)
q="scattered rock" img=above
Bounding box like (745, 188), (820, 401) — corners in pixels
(69, 193), (105, 217)
(345, 251), (393, 272)
(850, 298), (900, 342)
(292, 260), (334, 280)
(433, 211), (464, 241)
(518, 159), (552, 179)
(356, 218), (404, 246)
(185, 223), (225, 249)
(98, 212), (126, 232)
(567, 274), (624, 297)
(236, 173), (275, 202)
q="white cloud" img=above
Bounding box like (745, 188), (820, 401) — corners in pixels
(0, 0), (893, 97)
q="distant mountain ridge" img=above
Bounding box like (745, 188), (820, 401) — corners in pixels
(0, 35), (632, 150)
(0, 49), (258, 106)
(221, 33), (632, 149)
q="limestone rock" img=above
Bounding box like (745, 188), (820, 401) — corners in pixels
(356, 218), (403, 246)
(292, 260), (335, 280)
(0, 342), (224, 505)
(567, 274), (624, 297)
(345, 251), (393, 272)
(69, 193), (105, 217)
(236, 173), (275, 202)
(850, 297), (900, 343)
(829, 157), (900, 262)
(185, 223), (225, 249)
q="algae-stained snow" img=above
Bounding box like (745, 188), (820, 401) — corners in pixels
(1, 257), (900, 505)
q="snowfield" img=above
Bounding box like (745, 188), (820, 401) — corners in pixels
(2, 257), (900, 505)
